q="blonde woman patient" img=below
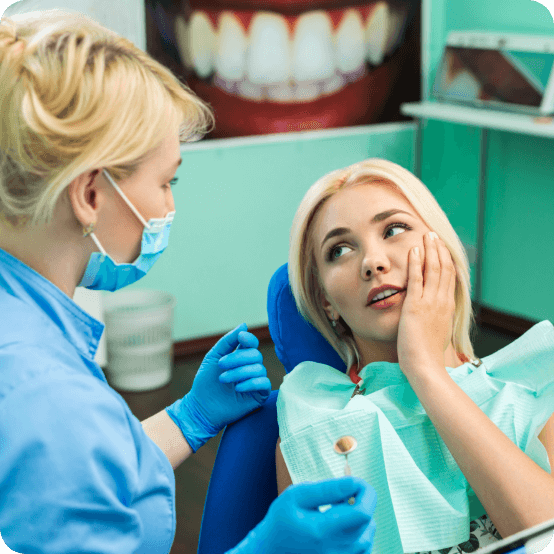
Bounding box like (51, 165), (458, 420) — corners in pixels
(275, 159), (554, 554)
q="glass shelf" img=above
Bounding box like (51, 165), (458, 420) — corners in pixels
(400, 101), (554, 139)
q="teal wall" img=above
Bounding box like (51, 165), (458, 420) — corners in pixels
(484, 132), (554, 321)
(103, 124), (416, 341)
(420, 0), (554, 322)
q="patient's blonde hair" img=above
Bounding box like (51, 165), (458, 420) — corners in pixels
(289, 158), (476, 370)
(0, 9), (214, 228)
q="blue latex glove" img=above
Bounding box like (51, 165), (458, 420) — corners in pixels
(166, 323), (271, 452)
(226, 477), (377, 554)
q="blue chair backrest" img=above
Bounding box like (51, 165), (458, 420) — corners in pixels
(197, 263), (345, 553)
(267, 263), (347, 375)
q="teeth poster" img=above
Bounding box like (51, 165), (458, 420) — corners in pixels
(145, 0), (421, 139)
(1, 0), (421, 139)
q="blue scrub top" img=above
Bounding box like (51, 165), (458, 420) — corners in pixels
(0, 247), (176, 553)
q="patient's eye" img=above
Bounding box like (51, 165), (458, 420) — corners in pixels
(328, 244), (353, 261)
(385, 222), (412, 238)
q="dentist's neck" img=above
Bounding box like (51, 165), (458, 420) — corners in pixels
(0, 206), (90, 299)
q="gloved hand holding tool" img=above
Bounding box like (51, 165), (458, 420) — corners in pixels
(166, 323), (272, 452)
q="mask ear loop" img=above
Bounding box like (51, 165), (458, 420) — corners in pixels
(83, 222), (107, 257)
(89, 231), (108, 257)
(102, 169), (150, 229)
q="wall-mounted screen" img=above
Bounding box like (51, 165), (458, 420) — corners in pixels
(433, 32), (554, 115)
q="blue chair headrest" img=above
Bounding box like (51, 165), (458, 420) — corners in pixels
(267, 263), (347, 374)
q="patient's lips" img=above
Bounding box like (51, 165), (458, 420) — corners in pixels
(369, 289), (406, 310)
(174, 0), (413, 137)
(367, 284), (405, 304)
(367, 284), (407, 311)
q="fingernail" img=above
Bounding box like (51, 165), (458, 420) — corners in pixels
(414, 246), (419, 257)
(429, 232), (438, 241)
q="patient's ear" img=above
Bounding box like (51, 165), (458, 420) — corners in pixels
(319, 290), (336, 321)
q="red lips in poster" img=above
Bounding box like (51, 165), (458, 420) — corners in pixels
(174, 0), (416, 138)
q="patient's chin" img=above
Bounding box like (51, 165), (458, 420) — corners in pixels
(354, 323), (399, 348)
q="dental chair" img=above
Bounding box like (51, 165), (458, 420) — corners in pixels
(197, 262), (346, 554)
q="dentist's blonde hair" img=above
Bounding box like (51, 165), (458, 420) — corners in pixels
(0, 8), (214, 228)
(289, 158), (476, 370)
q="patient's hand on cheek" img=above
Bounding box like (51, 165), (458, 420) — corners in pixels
(396, 232), (457, 380)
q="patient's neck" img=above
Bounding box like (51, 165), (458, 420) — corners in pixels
(355, 339), (464, 370)
(356, 338), (398, 366)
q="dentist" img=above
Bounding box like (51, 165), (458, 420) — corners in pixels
(0, 7), (377, 554)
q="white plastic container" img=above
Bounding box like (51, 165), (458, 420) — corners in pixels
(102, 290), (177, 392)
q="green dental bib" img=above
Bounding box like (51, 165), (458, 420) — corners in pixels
(277, 320), (554, 554)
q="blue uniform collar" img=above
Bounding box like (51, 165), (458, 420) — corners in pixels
(0, 246), (105, 364)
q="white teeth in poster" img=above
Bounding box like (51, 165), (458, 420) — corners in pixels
(180, 6), (404, 98)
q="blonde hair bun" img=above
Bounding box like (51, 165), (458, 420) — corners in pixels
(0, 8), (214, 228)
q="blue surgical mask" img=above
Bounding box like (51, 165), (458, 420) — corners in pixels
(78, 169), (175, 291)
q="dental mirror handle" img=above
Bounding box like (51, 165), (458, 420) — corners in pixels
(344, 455), (355, 504)
(333, 436), (357, 504)
(344, 459), (352, 476)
